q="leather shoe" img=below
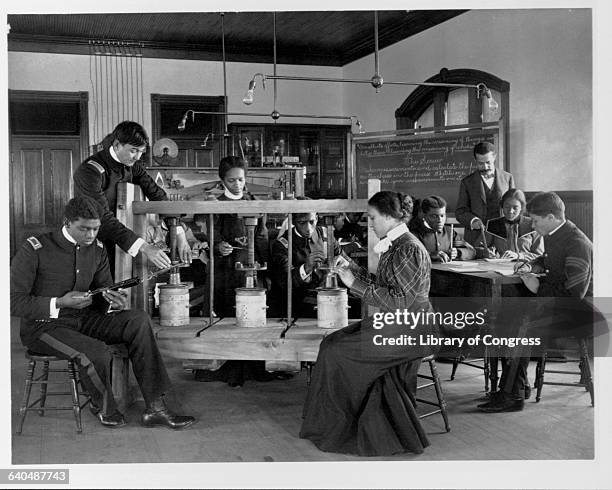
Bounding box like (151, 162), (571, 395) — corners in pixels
(477, 391), (502, 408)
(141, 408), (195, 430)
(479, 397), (524, 413)
(89, 406), (127, 428)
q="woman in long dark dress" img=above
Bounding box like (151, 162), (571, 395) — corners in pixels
(300, 191), (438, 456)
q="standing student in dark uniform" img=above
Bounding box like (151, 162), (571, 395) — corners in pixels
(10, 197), (195, 429)
(194, 156), (271, 386)
(478, 188), (544, 261)
(73, 121), (191, 274)
(411, 195), (476, 262)
(270, 210), (341, 318)
(455, 141), (515, 246)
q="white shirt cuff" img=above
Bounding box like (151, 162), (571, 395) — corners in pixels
(128, 237), (146, 257)
(50, 297), (60, 319)
(335, 255), (349, 267)
(299, 264), (312, 282)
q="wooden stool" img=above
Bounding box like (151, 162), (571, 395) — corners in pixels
(534, 338), (594, 406)
(416, 355), (451, 432)
(17, 351), (90, 434)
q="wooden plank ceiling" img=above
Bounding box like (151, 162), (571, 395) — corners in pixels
(7, 10), (467, 66)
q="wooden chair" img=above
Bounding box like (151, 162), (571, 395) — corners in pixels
(416, 355), (451, 432)
(534, 337), (594, 406)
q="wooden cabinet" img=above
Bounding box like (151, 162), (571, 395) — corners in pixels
(229, 123), (351, 198)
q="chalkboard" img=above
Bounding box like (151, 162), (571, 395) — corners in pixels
(353, 127), (500, 212)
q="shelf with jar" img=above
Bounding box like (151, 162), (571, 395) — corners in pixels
(229, 123), (351, 198)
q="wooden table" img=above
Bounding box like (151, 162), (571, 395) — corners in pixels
(430, 260), (530, 392)
(153, 318), (351, 372)
(430, 260), (526, 304)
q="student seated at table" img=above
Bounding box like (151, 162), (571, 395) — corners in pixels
(410, 195), (476, 263)
(333, 212), (366, 245)
(269, 207), (342, 318)
(479, 192), (594, 413)
(475, 188), (544, 261)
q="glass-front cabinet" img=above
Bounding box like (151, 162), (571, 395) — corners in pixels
(229, 123), (351, 198)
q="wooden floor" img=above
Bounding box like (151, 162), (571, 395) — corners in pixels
(10, 318), (594, 464)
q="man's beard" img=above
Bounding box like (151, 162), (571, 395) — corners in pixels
(480, 169), (494, 177)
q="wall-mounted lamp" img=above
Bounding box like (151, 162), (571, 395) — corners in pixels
(477, 83), (499, 111)
(350, 116), (365, 134)
(242, 73), (266, 105)
(177, 111), (190, 131)
(178, 109), (365, 134)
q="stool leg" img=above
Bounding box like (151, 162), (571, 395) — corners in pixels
(306, 362), (313, 386)
(429, 360), (450, 432)
(67, 360), (83, 433)
(579, 340), (594, 407)
(38, 360), (50, 416)
(535, 355), (547, 402)
(17, 360), (36, 435)
(450, 358), (459, 380)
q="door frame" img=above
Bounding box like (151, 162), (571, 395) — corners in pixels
(9, 90), (89, 254)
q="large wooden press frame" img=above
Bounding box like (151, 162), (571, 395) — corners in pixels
(117, 187), (369, 364)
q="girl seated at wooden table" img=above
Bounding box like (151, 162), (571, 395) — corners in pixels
(476, 188), (544, 261)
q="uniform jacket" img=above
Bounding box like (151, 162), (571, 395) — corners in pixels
(484, 215), (544, 261)
(73, 148), (168, 252)
(455, 169), (515, 246)
(530, 220), (592, 298)
(410, 219), (476, 261)
(10, 231), (112, 341)
(271, 226), (340, 293)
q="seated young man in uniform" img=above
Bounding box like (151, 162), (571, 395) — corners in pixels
(270, 210), (342, 318)
(479, 192), (593, 413)
(410, 195), (476, 263)
(10, 196), (195, 429)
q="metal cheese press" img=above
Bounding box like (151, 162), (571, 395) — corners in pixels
(315, 214), (349, 329)
(158, 216), (190, 327)
(234, 214), (268, 328)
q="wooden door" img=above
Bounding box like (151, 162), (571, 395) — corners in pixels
(10, 137), (81, 255)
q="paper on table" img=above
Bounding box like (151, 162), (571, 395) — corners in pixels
(495, 269), (518, 276)
(447, 266), (488, 273)
(484, 258), (514, 263)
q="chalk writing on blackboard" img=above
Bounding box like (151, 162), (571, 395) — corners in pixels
(354, 129), (498, 210)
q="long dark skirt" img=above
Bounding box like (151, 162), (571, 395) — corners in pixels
(300, 317), (437, 456)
